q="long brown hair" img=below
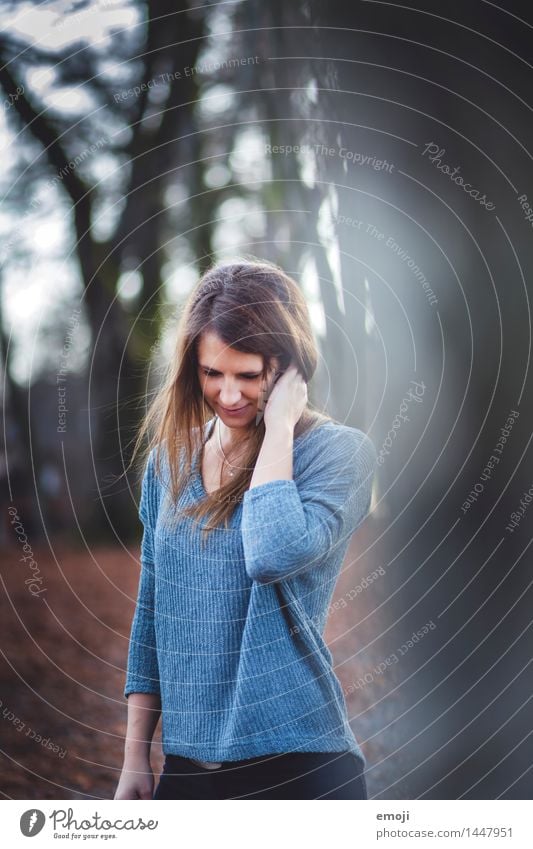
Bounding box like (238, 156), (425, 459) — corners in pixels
(131, 257), (332, 536)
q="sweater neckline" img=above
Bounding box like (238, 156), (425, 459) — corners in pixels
(192, 416), (332, 499)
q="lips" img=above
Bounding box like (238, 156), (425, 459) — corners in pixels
(219, 404), (249, 413)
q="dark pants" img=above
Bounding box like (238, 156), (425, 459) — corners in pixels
(153, 750), (367, 800)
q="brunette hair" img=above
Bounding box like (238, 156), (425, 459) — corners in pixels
(131, 257), (331, 536)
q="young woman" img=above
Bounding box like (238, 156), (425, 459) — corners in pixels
(114, 259), (377, 800)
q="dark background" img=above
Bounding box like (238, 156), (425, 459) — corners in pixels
(0, 0), (532, 799)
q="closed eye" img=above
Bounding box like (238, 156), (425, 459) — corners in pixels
(202, 369), (261, 380)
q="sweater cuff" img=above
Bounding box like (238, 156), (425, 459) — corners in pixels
(243, 478), (296, 500)
(124, 679), (161, 698)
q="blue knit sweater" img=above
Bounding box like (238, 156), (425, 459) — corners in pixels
(124, 416), (377, 769)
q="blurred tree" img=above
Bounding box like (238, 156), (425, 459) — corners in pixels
(235, 0), (372, 424)
(0, 0), (374, 542)
(0, 0), (207, 539)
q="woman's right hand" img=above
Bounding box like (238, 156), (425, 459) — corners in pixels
(114, 758), (155, 799)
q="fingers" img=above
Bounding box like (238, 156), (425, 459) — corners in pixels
(255, 372), (272, 423)
(257, 375), (270, 412)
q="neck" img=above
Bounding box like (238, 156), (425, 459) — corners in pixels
(216, 416), (250, 451)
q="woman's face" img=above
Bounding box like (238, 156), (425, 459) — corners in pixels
(197, 330), (278, 431)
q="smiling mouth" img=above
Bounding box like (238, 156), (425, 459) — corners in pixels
(219, 404), (250, 413)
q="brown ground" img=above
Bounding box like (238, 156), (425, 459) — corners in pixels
(0, 530), (386, 799)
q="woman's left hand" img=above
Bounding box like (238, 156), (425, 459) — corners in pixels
(261, 363), (308, 432)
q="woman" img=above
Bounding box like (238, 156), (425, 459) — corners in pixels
(114, 258), (377, 800)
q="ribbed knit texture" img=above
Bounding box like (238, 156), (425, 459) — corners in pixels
(124, 417), (377, 769)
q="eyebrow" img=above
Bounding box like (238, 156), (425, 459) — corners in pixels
(198, 365), (262, 377)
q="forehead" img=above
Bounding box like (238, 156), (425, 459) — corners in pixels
(197, 331), (263, 367)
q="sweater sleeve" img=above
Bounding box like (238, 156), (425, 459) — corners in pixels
(124, 448), (161, 698)
(241, 425), (377, 584)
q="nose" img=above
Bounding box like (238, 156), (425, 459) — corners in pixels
(218, 378), (243, 407)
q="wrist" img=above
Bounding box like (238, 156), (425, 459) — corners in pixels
(123, 753), (151, 769)
(124, 741), (152, 763)
(263, 418), (294, 440)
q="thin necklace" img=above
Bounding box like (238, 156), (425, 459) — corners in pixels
(216, 416), (245, 478)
